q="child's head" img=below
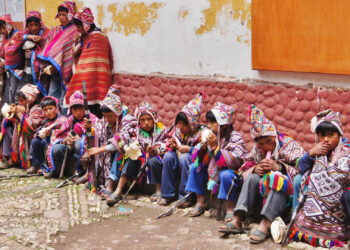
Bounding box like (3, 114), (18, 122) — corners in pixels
(206, 110), (218, 134)
(316, 121), (340, 152)
(101, 105), (117, 126)
(175, 112), (191, 135)
(41, 97), (59, 120)
(57, 6), (69, 26)
(139, 113), (154, 132)
(255, 136), (276, 153)
(69, 91), (85, 120)
(26, 17), (41, 35)
(0, 15), (14, 37)
(17, 92), (27, 107)
(71, 105), (85, 120)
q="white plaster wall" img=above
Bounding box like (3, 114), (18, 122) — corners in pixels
(82, 0), (350, 89)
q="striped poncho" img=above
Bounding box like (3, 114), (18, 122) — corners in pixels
(65, 29), (113, 106)
(5, 27), (50, 94)
(37, 23), (77, 91)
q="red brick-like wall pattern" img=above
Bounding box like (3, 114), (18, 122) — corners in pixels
(113, 73), (350, 151)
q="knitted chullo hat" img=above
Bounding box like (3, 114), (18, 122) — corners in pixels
(310, 109), (343, 135)
(101, 86), (123, 116)
(180, 92), (205, 132)
(211, 102), (235, 126)
(134, 101), (158, 123)
(56, 1), (76, 22)
(248, 104), (277, 139)
(74, 7), (94, 32)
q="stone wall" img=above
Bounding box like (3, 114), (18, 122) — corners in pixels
(114, 73), (350, 151)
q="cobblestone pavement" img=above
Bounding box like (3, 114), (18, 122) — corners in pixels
(0, 168), (347, 249)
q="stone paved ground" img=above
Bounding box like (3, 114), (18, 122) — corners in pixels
(0, 168), (348, 249)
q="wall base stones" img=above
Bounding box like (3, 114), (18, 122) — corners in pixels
(114, 73), (350, 150)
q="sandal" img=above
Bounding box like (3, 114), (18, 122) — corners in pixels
(106, 193), (122, 207)
(101, 190), (114, 200)
(157, 196), (177, 206)
(219, 222), (244, 234)
(150, 192), (161, 202)
(224, 212), (234, 223)
(250, 229), (269, 244)
(189, 205), (206, 217)
(178, 200), (193, 209)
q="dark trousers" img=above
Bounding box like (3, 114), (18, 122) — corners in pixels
(31, 136), (50, 167)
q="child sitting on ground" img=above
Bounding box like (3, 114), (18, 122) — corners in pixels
(27, 96), (66, 174)
(185, 102), (248, 226)
(289, 109), (350, 248)
(158, 92), (205, 207)
(44, 91), (98, 179)
(9, 84), (45, 170)
(228, 105), (304, 244)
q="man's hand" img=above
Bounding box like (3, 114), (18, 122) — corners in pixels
(207, 132), (217, 150)
(65, 132), (79, 146)
(25, 49), (31, 59)
(178, 145), (191, 154)
(83, 117), (91, 130)
(260, 159), (279, 172)
(309, 142), (329, 157)
(74, 33), (81, 43)
(146, 145), (156, 155)
(27, 34), (42, 43)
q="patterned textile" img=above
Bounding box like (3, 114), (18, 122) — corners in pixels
(259, 171), (293, 197)
(293, 142), (350, 245)
(248, 104), (277, 139)
(101, 85), (123, 116)
(5, 13), (49, 93)
(181, 92), (205, 132)
(19, 84), (40, 104)
(211, 102), (235, 126)
(239, 132), (305, 182)
(110, 113), (138, 152)
(192, 130), (248, 193)
(310, 109), (343, 135)
(74, 7), (94, 33)
(65, 29), (113, 106)
(11, 104), (45, 169)
(0, 18), (17, 60)
(69, 90), (84, 107)
(37, 19), (77, 90)
(56, 1), (76, 21)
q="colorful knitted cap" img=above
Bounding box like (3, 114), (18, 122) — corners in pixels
(211, 102), (235, 126)
(310, 109), (343, 135)
(248, 104), (277, 139)
(181, 92), (205, 132)
(101, 86), (123, 116)
(26, 11), (44, 27)
(0, 14), (14, 34)
(56, 1), (76, 22)
(74, 7), (94, 33)
(134, 101), (157, 123)
(69, 90), (84, 107)
(19, 84), (40, 104)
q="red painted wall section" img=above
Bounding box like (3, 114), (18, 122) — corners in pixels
(113, 74), (350, 151)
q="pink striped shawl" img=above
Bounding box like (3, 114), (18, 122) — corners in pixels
(38, 23), (77, 90)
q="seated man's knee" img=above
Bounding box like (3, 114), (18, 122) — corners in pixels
(219, 169), (234, 183)
(147, 156), (160, 168)
(293, 174), (302, 189)
(248, 173), (261, 183)
(163, 151), (176, 165)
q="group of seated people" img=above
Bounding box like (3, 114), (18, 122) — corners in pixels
(0, 1), (349, 248)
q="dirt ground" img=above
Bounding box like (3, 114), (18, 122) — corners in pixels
(53, 204), (277, 250)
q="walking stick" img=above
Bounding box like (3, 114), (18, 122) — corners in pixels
(56, 173), (78, 188)
(59, 130), (77, 179)
(156, 192), (192, 219)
